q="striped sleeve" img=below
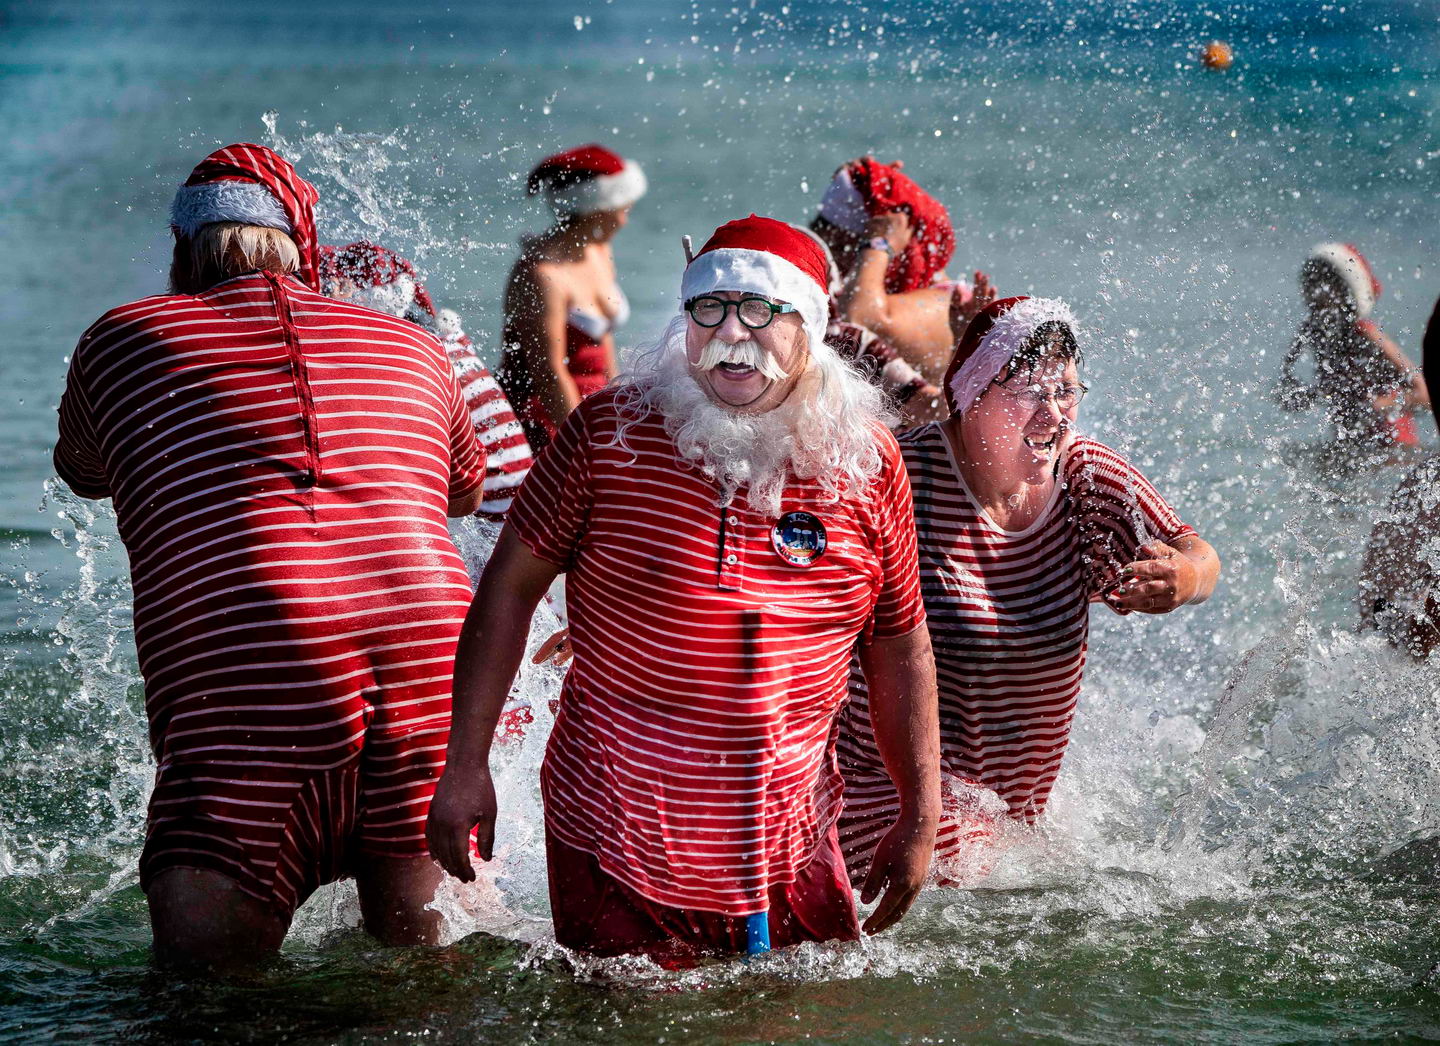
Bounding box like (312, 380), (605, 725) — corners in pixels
(1064, 437), (1196, 590)
(504, 399), (594, 570)
(54, 349), (110, 499)
(863, 428), (926, 643)
(444, 369), (485, 503)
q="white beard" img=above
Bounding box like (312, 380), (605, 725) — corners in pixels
(613, 318), (894, 517)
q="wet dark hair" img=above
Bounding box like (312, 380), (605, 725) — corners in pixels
(995, 320), (1083, 385)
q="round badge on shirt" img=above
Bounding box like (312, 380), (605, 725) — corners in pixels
(771, 511), (827, 567)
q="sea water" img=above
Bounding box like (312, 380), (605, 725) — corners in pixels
(3, 0), (1440, 1041)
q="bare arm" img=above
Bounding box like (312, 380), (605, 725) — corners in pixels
(835, 213), (954, 380)
(855, 624), (941, 934)
(1102, 534), (1221, 615)
(1364, 323), (1430, 412)
(446, 485), (485, 518)
(426, 528), (561, 879)
(1274, 332), (1316, 412)
(1425, 296), (1440, 431)
(504, 262), (580, 427)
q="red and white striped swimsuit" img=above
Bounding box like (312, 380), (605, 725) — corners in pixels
(506, 389), (925, 917)
(837, 425), (1193, 877)
(443, 338), (533, 517)
(54, 272), (484, 914)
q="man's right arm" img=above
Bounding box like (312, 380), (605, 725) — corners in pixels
(426, 527), (560, 879)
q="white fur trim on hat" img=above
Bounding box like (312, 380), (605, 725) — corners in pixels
(680, 247), (831, 358)
(949, 297), (1078, 414)
(1309, 242), (1376, 318)
(547, 160), (647, 216)
(170, 180), (293, 238)
(817, 168), (868, 235)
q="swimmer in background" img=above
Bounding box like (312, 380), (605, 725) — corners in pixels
(1275, 243), (1430, 453)
(810, 157), (996, 416)
(789, 222), (947, 429)
(319, 241), (533, 519)
(1360, 295), (1440, 658)
(836, 296), (1220, 885)
(499, 144), (646, 452)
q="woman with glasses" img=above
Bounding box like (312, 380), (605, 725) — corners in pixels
(500, 144), (646, 452)
(836, 296), (1220, 884)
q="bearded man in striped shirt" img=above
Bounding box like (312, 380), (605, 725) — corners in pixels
(54, 145), (486, 969)
(429, 216), (941, 959)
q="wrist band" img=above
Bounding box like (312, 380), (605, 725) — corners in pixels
(864, 237), (894, 256)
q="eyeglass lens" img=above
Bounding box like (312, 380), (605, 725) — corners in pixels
(688, 297), (778, 329)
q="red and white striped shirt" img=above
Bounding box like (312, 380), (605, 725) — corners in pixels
(838, 426), (1194, 867)
(443, 337), (533, 517)
(507, 388), (925, 917)
(54, 272), (485, 767)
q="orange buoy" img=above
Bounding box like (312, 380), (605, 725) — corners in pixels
(1200, 41), (1233, 70)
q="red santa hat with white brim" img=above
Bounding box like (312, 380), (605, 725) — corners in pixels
(1308, 242), (1381, 319)
(944, 295), (1079, 415)
(168, 143), (321, 290)
(680, 214), (833, 357)
(527, 144), (647, 217)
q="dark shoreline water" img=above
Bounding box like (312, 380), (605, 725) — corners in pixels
(5, 0), (1440, 1040)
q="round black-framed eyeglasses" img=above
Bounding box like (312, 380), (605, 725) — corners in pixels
(684, 295), (797, 330)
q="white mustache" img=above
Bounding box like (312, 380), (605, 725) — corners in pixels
(695, 339), (790, 382)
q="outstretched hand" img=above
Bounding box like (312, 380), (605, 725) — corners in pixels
(425, 766), (497, 882)
(949, 271), (997, 340)
(858, 809), (936, 934)
(1101, 540), (1199, 615)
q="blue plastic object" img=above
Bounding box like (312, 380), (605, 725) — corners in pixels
(745, 910), (771, 955)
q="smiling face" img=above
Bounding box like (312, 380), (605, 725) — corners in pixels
(959, 330), (1082, 482)
(684, 291), (810, 413)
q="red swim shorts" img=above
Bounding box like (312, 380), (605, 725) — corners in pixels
(546, 825), (860, 961)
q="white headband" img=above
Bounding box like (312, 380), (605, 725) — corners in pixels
(949, 297), (1078, 414)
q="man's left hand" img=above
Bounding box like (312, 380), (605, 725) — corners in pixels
(1102, 540), (1199, 615)
(858, 808), (936, 934)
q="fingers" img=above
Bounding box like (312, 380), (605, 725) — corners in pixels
(862, 875), (922, 935)
(859, 854), (885, 905)
(531, 628), (571, 665)
(426, 818), (476, 883)
(1104, 577), (1177, 614)
(474, 817), (496, 863)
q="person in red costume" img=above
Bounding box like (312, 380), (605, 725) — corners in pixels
(1276, 243), (1430, 453)
(499, 144), (646, 452)
(54, 145), (486, 970)
(837, 296), (1220, 885)
(429, 216), (941, 961)
(810, 157), (996, 401)
(319, 240), (533, 519)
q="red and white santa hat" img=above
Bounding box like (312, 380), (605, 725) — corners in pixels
(527, 144), (647, 217)
(944, 295), (1078, 415)
(317, 240), (437, 317)
(1308, 242), (1381, 318)
(169, 143), (321, 290)
(680, 214), (833, 355)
